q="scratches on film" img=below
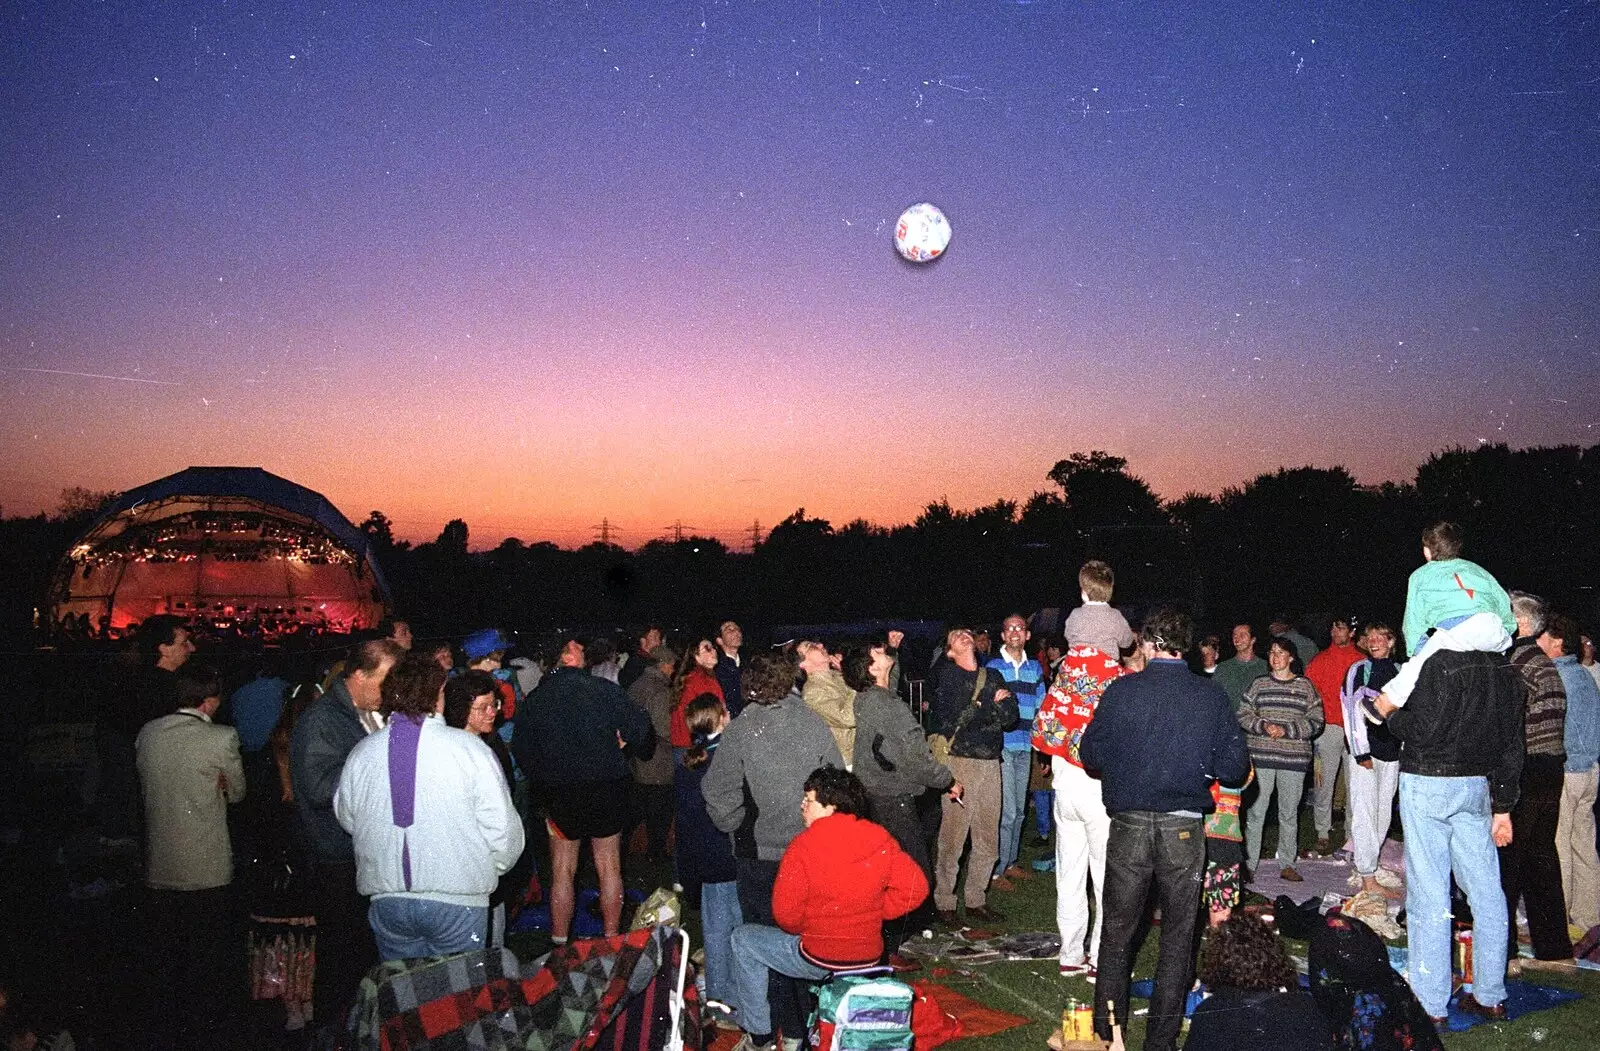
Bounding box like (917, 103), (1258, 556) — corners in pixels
(0, 367), (181, 387)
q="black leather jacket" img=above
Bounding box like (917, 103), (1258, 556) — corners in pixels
(1387, 649), (1524, 813)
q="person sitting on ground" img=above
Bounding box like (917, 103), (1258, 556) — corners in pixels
(1308, 912), (1443, 1051)
(727, 766), (927, 1051)
(703, 650), (844, 1047)
(1183, 914), (1335, 1051)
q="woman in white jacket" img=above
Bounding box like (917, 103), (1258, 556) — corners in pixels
(335, 652), (525, 961)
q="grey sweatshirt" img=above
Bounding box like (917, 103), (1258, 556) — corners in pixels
(702, 691), (844, 861)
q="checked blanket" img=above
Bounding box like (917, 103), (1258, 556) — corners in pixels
(333, 927), (701, 1051)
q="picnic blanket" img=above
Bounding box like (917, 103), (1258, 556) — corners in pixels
(900, 930), (1061, 963)
(330, 926), (699, 1051)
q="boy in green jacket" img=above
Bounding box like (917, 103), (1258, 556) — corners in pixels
(1366, 521), (1514, 723)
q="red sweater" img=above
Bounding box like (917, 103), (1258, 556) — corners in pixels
(772, 813), (928, 969)
(1305, 643), (1363, 727)
(670, 667), (725, 748)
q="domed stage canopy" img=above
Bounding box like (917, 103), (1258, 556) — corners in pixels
(49, 467), (389, 638)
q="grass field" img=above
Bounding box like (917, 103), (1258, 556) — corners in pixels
(507, 814), (1600, 1051)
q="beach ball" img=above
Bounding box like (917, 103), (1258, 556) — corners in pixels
(893, 202), (951, 262)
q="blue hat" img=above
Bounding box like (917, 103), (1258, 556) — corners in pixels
(462, 628), (513, 662)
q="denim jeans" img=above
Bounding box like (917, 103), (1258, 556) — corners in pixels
(368, 896), (488, 961)
(996, 748), (1032, 874)
(1093, 811), (1205, 1051)
(1033, 789), (1054, 838)
(736, 858), (810, 1039)
(701, 880), (744, 1010)
(728, 924), (830, 1037)
(1398, 773), (1508, 1017)
(1243, 766), (1306, 870)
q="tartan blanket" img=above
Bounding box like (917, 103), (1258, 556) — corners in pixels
(333, 927), (701, 1051)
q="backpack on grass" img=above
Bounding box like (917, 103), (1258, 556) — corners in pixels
(809, 975), (915, 1051)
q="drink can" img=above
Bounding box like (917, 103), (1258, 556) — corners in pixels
(1062, 999), (1080, 1040)
(1456, 929), (1474, 985)
(1072, 1000), (1094, 1039)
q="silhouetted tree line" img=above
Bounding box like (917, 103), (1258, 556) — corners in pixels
(361, 444), (1600, 638)
(5, 445), (1598, 647)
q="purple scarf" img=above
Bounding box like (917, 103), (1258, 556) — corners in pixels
(388, 713), (425, 890)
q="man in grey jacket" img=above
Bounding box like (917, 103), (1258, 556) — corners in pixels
(289, 637), (401, 1026)
(843, 641), (960, 964)
(137, 663), (245, 1050)
(627, 644), (678, 861)
(703, 650), (842, 1049)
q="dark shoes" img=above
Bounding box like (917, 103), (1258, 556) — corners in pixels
(966, 904), (1005, 924)
(1279, 866), (1304, 882)
(936, 909), (962, 929)
(1455, 994), (1507, 1022)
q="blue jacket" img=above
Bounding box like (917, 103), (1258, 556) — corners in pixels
(674, 735), (738, 885)
(986, 650), (1046, 752)
(1556, 655), (1600, 773)
(1079, 658), (1250, 816)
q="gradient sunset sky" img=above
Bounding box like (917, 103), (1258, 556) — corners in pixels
(3, 1), (1597, 547)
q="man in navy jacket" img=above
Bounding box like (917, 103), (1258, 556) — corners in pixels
(1080, 608), (1249, 1051)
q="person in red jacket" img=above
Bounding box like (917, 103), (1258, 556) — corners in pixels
(1303, 617), (1365, 855)
(727, 766), (927, 1051)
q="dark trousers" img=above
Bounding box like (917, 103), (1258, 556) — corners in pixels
(630, 782), (675, 859)
(1094, 811), (1205, 1051)
(311, 860), (377, 1031)
(96, 726), (140, 840)
(145, 885), (236, 1051)
(1500, 756), (1574, 961)
(870, 793), (933, 955)
(736, 857), (810, 1040)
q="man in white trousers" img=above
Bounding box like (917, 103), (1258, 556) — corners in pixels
(1031, 643), (1123, 977)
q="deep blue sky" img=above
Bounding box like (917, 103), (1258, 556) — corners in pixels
(3, 1), (1597, 545)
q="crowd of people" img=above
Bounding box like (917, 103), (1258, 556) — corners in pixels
(37, 519), (1600, 1050)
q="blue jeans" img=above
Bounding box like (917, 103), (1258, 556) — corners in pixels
(1033, 788), (1053, 838)
(1398, 774), (1508, 1017)
(996, 748), (1031, 874)
(368, 896), (488, 961)
(729, 924), (830, 1037)
(701, 881), (743, 1010)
